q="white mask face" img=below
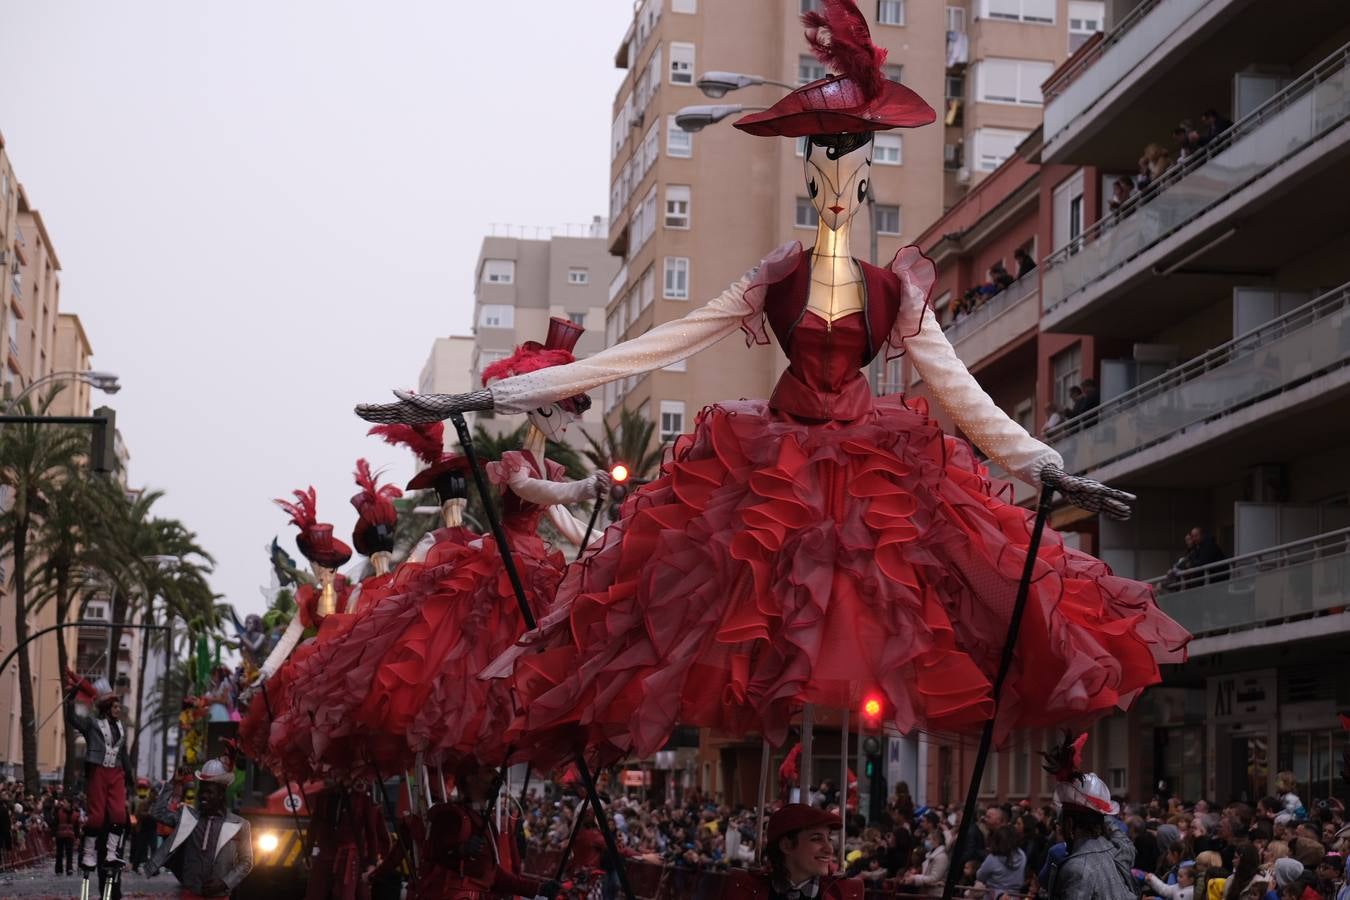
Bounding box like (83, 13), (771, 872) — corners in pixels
(804, 132), (873, 232)
(527, 404), (577, 442)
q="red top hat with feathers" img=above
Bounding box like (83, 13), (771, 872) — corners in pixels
(275, 487), (352, 569)
(367, 421), (472, 493)
(481, 317), (592, 415)
(735, 0), (935, 137)
(350, 459), (402, 557)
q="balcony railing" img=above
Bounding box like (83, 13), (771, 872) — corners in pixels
(1043, 0), (1175, 137)
(1042, 42), (1350, 316)
(944, 274), (1039, 348)
(1044, 279), (1350, 474)
(1148, 527), (1350, 637)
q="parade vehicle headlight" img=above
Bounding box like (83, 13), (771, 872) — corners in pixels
(257, 831), (280, 853)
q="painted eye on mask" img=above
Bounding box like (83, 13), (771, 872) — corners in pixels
(857, 179), (868, 203)
(808, 177), (819, 199)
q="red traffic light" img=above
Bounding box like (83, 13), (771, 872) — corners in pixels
(861, 693), (885, 730)
(611, 464), (630, 483)
(863, 697), (882, 719)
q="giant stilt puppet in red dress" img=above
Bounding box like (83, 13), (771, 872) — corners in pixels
(358, 1), (1189, 765)
(302, 317), (612, 778)
(239, 488), (354, 776)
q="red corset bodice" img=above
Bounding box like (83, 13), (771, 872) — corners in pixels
(492, 452), (563, 537)
(770, 312), (874, 421)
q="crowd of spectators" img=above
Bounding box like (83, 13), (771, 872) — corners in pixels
(1112, 108), (1235, 218)
(947, 249), (1037, 326)
(0, 781), (83, 872)
(520, 773), (1350, 899)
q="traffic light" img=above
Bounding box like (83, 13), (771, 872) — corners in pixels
(90, 406), (117, 476)
(608, 463), (631, 516)
(861, 693), (884, 731)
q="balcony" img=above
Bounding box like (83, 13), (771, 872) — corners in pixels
(1149, 528), (1350, 650)
(1045, 281), (1350, 482)
(943, 276), (1039, 372)
(1042, 43), (1350, 334)
(1041, 0), (1348, 162)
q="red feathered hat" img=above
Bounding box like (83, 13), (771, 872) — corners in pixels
(275, 488), (352, 569)
(481, 317), (591, 414)
(367, 422), (472, 493)
(350, 459), (402, 557)
(735, 0), (935, 137)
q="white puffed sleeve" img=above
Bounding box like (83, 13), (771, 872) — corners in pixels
(546, 505), (591, 547)
(905, 305), (1062, 484)
(884, 245), (1061, 485)
(502, 465), (598, 507)
(488, 243), (802, 415)
(257, 616), (304, 681)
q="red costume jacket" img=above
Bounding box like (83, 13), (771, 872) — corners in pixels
(722, 869), (864, 900)
(422, 801), (544, 899)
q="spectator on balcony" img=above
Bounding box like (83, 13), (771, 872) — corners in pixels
(1079, 378), (1101, 412)
(1137, 144), (1172, 192)
(1066, 386), (1086, 417)
(1174, 121), (1201, 162)
(1043, 402), (1065, 435)
(989, 263), (1015, 291)
(1198, 109), (1234, 148)
(1014, 247), (1037, 279)
(1110, 177), (1136, 216)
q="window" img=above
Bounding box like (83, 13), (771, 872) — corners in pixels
(975, 58), (1054, 105)
(1051, 344), (1082, 411)
(567, 311), (586, 326)
(669, 43), (695, 85)
(664, 257), (690, 299)
(883, 63), (903, 83)
(795, 198), (819, 229)
(642, 121), (660, 172)
(1010, 741), (1031, 796)
(641, 266), (656, 310)
(972, 127), (1029, 171)
(1052, 169), (1085, 252)
(798, 55), (827, 86)
(800, 0), (821, 12)
(1068, 1), (1104, 52)
(874, 134), (902, 165)
(666, 116), (692, 158)
(568, 267), (590, 285)
(877, 0), (904, 25)
(478, 304), (515, 328)
(664, 185), (691, 229)
(946, 5), (967, 32)
(672, 0), (696, 12)
(980, 751), (1000, 797)
(874, 204), (901, 235)
(979, 0), (1055, 23)
(659, 400), (686, 442)
(946, 74), (965, 101)
(482, 259), (515, 284)
(631, 184), (658, 252)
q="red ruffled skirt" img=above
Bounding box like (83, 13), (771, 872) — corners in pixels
(499, 396), (1190, 761)
(276, 529), (564, 777)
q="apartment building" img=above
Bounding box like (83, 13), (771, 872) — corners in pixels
(907, 0), (1350, 806)
(469, 224), (618, 444)
(604, 0), (1099, 806)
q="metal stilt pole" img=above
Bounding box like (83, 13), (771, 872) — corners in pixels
(800, 704), (814, 805)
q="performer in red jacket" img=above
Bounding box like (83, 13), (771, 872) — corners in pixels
(419, 758), (560, 900)
(724, 805), (862, 900)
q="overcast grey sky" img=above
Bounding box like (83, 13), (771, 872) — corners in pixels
(0, 1), (630, 617)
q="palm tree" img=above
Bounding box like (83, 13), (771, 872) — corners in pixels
(0, 389), (89, 793)
(28, 469), (129, 789)
(580, 408), (664, 482)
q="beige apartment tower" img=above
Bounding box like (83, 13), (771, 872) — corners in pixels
(602, 0), (1096, 461)
(468, 223), (620, 444)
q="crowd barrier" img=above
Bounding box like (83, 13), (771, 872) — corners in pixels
(0, 831), (54, 871)
(524, 849), (1031, 900)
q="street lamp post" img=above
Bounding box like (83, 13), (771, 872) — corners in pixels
(674, 104), (766, 133)
(3, 369), (120, 414)
(696, 71), (796, 98)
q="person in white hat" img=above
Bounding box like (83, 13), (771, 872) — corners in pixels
(1042, 732), (1138, 900)
(64, 669), (134, 869)
(145, 757), (253, 897)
